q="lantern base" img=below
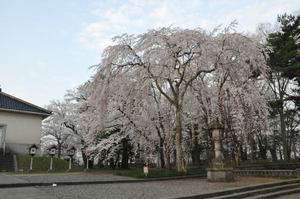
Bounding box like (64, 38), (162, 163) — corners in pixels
(207, 168), (234, 182)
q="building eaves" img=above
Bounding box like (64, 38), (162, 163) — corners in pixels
(0, 91), (51, 117)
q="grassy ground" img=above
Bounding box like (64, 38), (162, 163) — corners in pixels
(15, 157), (206, 178)
(17, 156), (83, 173)
(16, 156), (206, 178)
(115, 168), (206, 178)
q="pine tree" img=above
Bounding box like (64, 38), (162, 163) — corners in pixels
(267, 14), (300, 106)
(266, 13), (300, 161)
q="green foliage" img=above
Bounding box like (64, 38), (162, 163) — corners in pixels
(267, 13), (300, 79)
(266, 13), (300, 111)
(115, 168), (206, 178)
(17, 156), (83, 173)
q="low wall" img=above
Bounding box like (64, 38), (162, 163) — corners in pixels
(233, 169), (300, 178)
(235, 163), (300, 170)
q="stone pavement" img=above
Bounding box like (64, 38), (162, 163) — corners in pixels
(0, 173), (55, 199)
(0, 187), (55, 199)
(0, 173), (26, 184)
(36, 177), (284, 199)
(15, 173), (133, 183)
(275, 193), (300, 199)
(0, 173), (290, 199)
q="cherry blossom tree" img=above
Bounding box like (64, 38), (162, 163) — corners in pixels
(89, 25), (269, 171)
(42, 100), (73, 158)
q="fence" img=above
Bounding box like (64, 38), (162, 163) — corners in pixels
(235, 163), (300, 170)
(233, 169), (300, 178)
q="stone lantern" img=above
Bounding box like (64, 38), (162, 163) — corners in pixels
(211, 125), (224, 168)
(48, 145), (57, 171)
(207, 121), (234, 182)
(66, 146), (76, 171)
(29, 144), (38, 156)
(67, 146), (76, 157)
(28, 144), (38, 171)
(48, 146), (57, 157)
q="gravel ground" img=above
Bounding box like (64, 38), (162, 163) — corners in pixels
(0, 187), (55, 199)
(274, 193), (300, 199)
(15, 173), (133, 183)
(37, 177), (282, 199)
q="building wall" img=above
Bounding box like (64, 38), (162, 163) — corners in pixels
(0, 111), (43, 155)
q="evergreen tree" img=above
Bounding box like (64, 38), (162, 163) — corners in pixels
(267, 13), (300, 107)
(266, 13), (300, 161)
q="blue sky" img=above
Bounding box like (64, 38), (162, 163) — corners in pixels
(0, 0), (299, 107)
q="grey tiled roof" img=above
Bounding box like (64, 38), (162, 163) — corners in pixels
(0, 91), (51, 116)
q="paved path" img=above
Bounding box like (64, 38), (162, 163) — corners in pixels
(36, 177), (282, 199)
(0, 174), (287, 199)
(0, 187), (55, 199)
(15, 173), (133, 183)
(0, 173), (55, 199)
(0, 173), (27, 184)
(275, 193), (300, 199)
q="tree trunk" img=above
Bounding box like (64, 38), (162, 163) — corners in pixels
(257, 136), (268, 160)
(159, 143), (165, 168)
(240, 145), (247, 161)
(269, 147), (278, 162)
(293, 143), (297, 159)
(164, 127), (172, 169)
(175, 107), (186, 172)
(191, 124), (201, 167)
(155, 126), (165, 168)
(57, 141), (62, 159)
(250, 137), (257, 161)
(121, 138), (129, 169)
(279, 106), (289, 161)
(109, 158), (115, 169)
(191, 136), (201, 167)
(81, 148), (87, 167)
(191, 149), (201, 167)
(235, 144), (241, 166)
(165, 155), (171, 169)
(258, 145), (267, 160)
(164, 145), (171, 169)
(279, 147), (283, 160)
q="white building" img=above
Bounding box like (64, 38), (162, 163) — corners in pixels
(0, 89), (51, 156)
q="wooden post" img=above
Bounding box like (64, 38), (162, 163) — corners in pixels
(30, 157), (33, 171)
(69, 157), (72, 170)
(49, 156), (53, 171)
(86, 157), (89, 170)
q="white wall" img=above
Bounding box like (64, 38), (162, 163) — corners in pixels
(0, 111), (43, 154)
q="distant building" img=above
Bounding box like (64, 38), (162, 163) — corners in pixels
(0, 89), (51, 156)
